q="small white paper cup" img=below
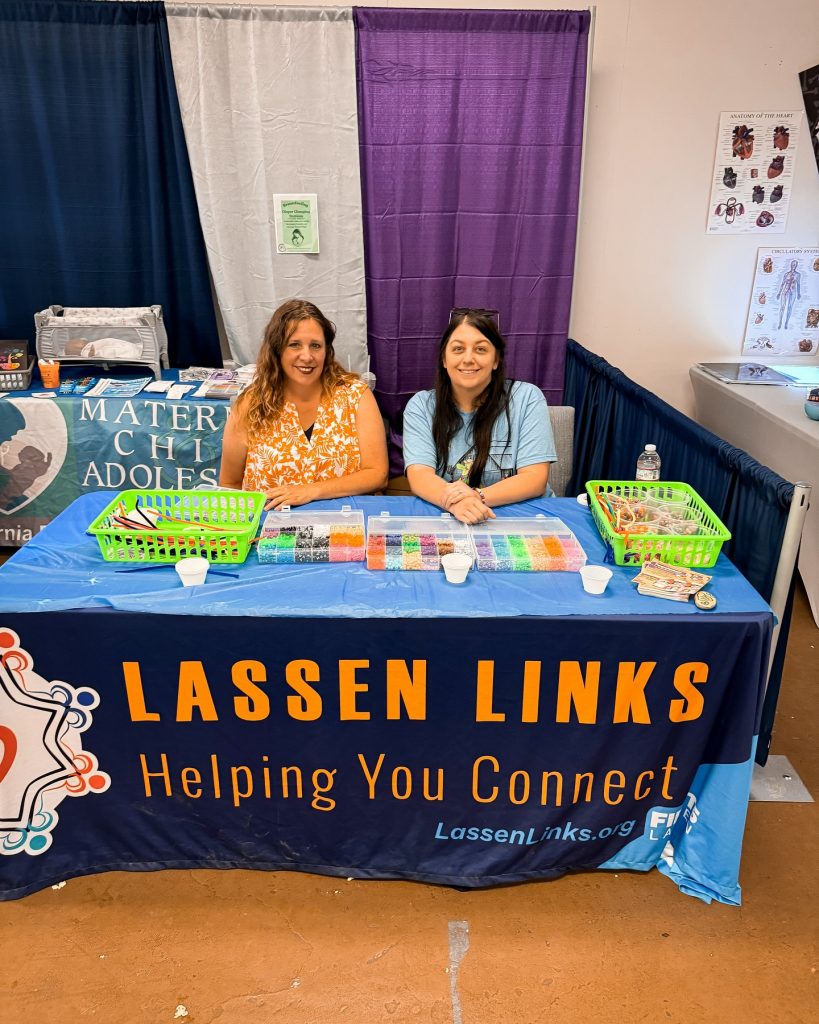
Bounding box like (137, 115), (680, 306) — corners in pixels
(360, 371), (377, 391)
(175, 556), (209, 587)
(441, 552), (471, 585)
(579, 565), (612, 595)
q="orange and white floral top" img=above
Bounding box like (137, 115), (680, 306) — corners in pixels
(243, 377), (368, 492)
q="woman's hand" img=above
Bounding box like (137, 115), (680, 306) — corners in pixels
(440, 480), (474, 510)
(263, 483), (320, 510)
(447, 490), (496, 524)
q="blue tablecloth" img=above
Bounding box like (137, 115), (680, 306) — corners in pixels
(0, 492), (772, 905)
(0, 493), (771, 619)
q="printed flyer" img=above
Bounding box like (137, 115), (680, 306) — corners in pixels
(742, 248), (819, 356)
(273, 194), (319, 254)
(706, 112), (802, 235)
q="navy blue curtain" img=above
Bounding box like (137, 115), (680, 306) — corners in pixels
(563, 340), (796, 764)
(0, 0), (220, 367)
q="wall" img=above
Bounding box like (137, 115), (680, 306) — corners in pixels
(172, 0), (819, 416)
(570, 0), (819, 415)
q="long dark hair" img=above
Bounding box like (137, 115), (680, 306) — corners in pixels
(241, 299), (356, 439)
(431, 310), (511, 487)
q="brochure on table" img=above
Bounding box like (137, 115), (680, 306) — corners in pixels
(192, 366), (255, 399)
(84, 376), (154, 398)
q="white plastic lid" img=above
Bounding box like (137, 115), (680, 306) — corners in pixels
(645, 444), (657, 452)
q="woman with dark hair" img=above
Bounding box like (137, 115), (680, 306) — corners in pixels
(220, 299), (388, 509)
(402, 309), (555, 524)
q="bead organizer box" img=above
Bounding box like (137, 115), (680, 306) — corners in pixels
(258, 507), (365, 564)
(366, 513), (472, 571)
(471, 517), (587, 572)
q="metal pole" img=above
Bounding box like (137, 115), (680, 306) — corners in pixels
(766, 482), (812, 690)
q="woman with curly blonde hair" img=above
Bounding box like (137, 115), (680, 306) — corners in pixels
(220, 299), (388, 509)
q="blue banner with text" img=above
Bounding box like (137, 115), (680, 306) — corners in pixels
(0, 394), (227, 544)
(0, 611), (769, 902)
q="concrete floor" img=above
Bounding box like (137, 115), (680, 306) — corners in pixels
(3, 583), (817, 1024)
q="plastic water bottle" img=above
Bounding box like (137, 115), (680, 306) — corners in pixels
(635, 444), (661, 481)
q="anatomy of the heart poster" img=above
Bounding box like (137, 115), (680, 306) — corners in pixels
(742, 248), (819, 356)
(707, 112), (802, 234)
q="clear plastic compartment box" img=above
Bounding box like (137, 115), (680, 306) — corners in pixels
(470, 516), (587, 572)
(258, 506), (365, 564)
(366, 512), (472, 571)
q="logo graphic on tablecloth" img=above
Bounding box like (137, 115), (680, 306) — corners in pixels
(0, 399), (67, 514)
(0, 628), (109, 856)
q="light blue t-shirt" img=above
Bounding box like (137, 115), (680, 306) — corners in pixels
(403, 381), (556, 491)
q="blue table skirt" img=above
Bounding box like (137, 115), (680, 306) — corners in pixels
(0, 492), (772, 905)
(0, 492), (771, 619)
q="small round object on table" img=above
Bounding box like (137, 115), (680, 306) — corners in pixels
(805, 387), (819, 422)
(694, 591), (717, 610)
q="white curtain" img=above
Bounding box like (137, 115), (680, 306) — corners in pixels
(166, 4), (368, 370)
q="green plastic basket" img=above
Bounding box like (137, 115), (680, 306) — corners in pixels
(88, 489), (266, 564)
(585, 481), (731, 568)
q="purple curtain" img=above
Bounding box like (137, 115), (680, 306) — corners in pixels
(355, 7), (590, 469)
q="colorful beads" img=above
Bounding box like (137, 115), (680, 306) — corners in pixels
(260, 513), (586, 573)
(472, 534), (586, 572)
(259, 524), (364, 564)
(366, 533), (472, 570)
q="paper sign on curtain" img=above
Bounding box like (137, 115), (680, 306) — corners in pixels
(274, 195), (319, 254)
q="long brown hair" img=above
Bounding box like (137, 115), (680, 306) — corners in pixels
(432, 310), (511, 487)
(240, 299), (357, 439)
